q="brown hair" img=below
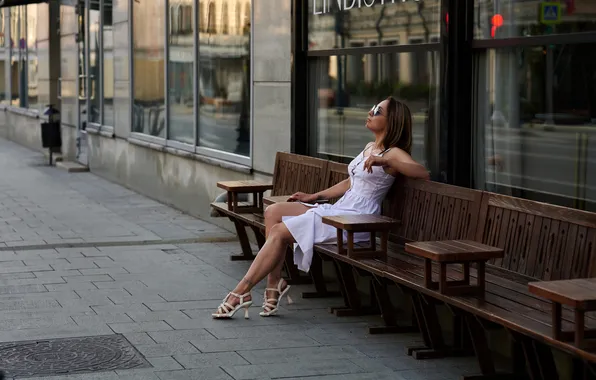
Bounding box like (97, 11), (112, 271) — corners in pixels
(381, 96), (413, 155)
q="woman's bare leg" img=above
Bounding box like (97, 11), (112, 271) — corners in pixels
(215, 203), (310, 313)
(217, 223), (293, 308)
(263, 203), (310, 290)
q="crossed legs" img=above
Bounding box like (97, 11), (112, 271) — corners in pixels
(214, 202), (310, 316)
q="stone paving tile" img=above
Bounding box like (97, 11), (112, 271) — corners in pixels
(282, 374), (406, 380)
(190, 335), (321, 353)
(237, 345), (370, 365)
(222, 360), (366, 380)
(174, 352), (249, 368)
(148, 329), (217, 344)
(108, 321), (173, 334)
(147, 356), (185, 371)
(134, 342), (200, 358)
(155, 367), (233, 380)
(123, 332), (157, 346)
(0, 324), (114, 342)
(126, 310), (190, 322)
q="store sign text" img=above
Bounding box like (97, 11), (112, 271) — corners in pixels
(312, 0), (420, 15)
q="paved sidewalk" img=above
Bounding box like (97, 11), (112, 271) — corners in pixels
(0, 140), (232, 250)
(0, 138), (478, 379)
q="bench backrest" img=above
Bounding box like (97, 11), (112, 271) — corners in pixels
(271, 152), (328, 197)
(384, 177), (485, 246)
(322, 162), (349, 204)
(476, 192), (596, 280)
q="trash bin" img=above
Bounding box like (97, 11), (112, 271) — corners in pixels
(41, 104), (61, 166)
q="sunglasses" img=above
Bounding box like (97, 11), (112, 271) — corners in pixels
(370, 104), (384, 117)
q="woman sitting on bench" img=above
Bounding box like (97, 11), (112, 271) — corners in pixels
(213, 96), (430, 319)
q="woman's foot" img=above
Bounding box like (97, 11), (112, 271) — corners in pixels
(212, 292), (253, 319)
(260, 279), (292, 317)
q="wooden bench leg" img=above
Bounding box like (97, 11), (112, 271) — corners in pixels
(406, 292), (449, 360)
(453, 313), (474, 355)
(368, 277), (418, 335)
(460, 314), (508, 380)
(249, 226), (266, 250)
(511, 331), (559, 380)
(301, 253), (341, 299)
(328, 260), (377, 317)
(229, 218), (256, 261)
(572, 358), (596, 380)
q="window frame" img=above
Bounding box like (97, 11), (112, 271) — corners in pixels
(469, 2), (596, 208)
(130, 0), (252, 167)
(297, 0), (445, 170)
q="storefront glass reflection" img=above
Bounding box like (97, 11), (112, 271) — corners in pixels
(309, 51), (439, 166)
(197, 0), (251, 156)
(132, 0), (166, 137)
(10, 7), (26, 108)
(89, 5), (100, 123)
(474, 0), (596, 39)
(168, 0), (195, 145)
(103, 0), (114, 127)
(475, 44), (596, 210)
(307, 0), (440, 51)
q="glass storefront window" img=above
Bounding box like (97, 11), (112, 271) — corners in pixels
(26, 4), (38, 111)
(474, 0), (596, 39)
(474, 44), (596, 211)
(89, 4), (100, 123)
(307, 0), (440, 51)
(0, 9), (8, 104)
(10, 6), (26, 108)
(308, 51), (440, 166)
(197, 0), (251, 157)
(168, 0), (195, 145)
(132, 0), (166, 137)
(103, 0), (115, 126)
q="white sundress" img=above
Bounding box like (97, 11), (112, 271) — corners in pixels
(282, 146), (397, 273)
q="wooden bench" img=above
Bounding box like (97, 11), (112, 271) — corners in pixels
(311, 178), (596, 379)
(211, 152), (345, 285)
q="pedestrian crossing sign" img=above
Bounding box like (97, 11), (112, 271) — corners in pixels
(539, 2), (562, 25)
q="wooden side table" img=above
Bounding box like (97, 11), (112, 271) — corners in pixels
(405, 240), (503, 297)
(322, 214), (400, 260)
(217, 180), (272, 213)
(528, 279), (596, 349)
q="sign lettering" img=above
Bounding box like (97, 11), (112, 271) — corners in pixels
(312, 0), (420, 15)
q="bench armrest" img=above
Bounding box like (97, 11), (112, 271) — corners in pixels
(322, 214), (400, 232)
(217, 180), (273, 193)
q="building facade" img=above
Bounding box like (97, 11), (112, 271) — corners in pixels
(0, 0), (595, 228)
(0, 0), (291, 226)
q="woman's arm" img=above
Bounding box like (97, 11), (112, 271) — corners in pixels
(315, 178), (351, 200)
(364, 148), (430, 180)
(385, 149), (430, 179)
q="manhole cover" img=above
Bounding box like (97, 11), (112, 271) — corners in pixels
(0, 334), (151, 378)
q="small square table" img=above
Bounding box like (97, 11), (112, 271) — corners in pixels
(217, 180), (272, 213)
(405, 240), (504, 297)
(528, 278), (596, 349)
(322, 215), (400, 260)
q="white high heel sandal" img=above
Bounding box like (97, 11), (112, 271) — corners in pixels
(260, 280), (293, 317)
(212, 292), (252, 319)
